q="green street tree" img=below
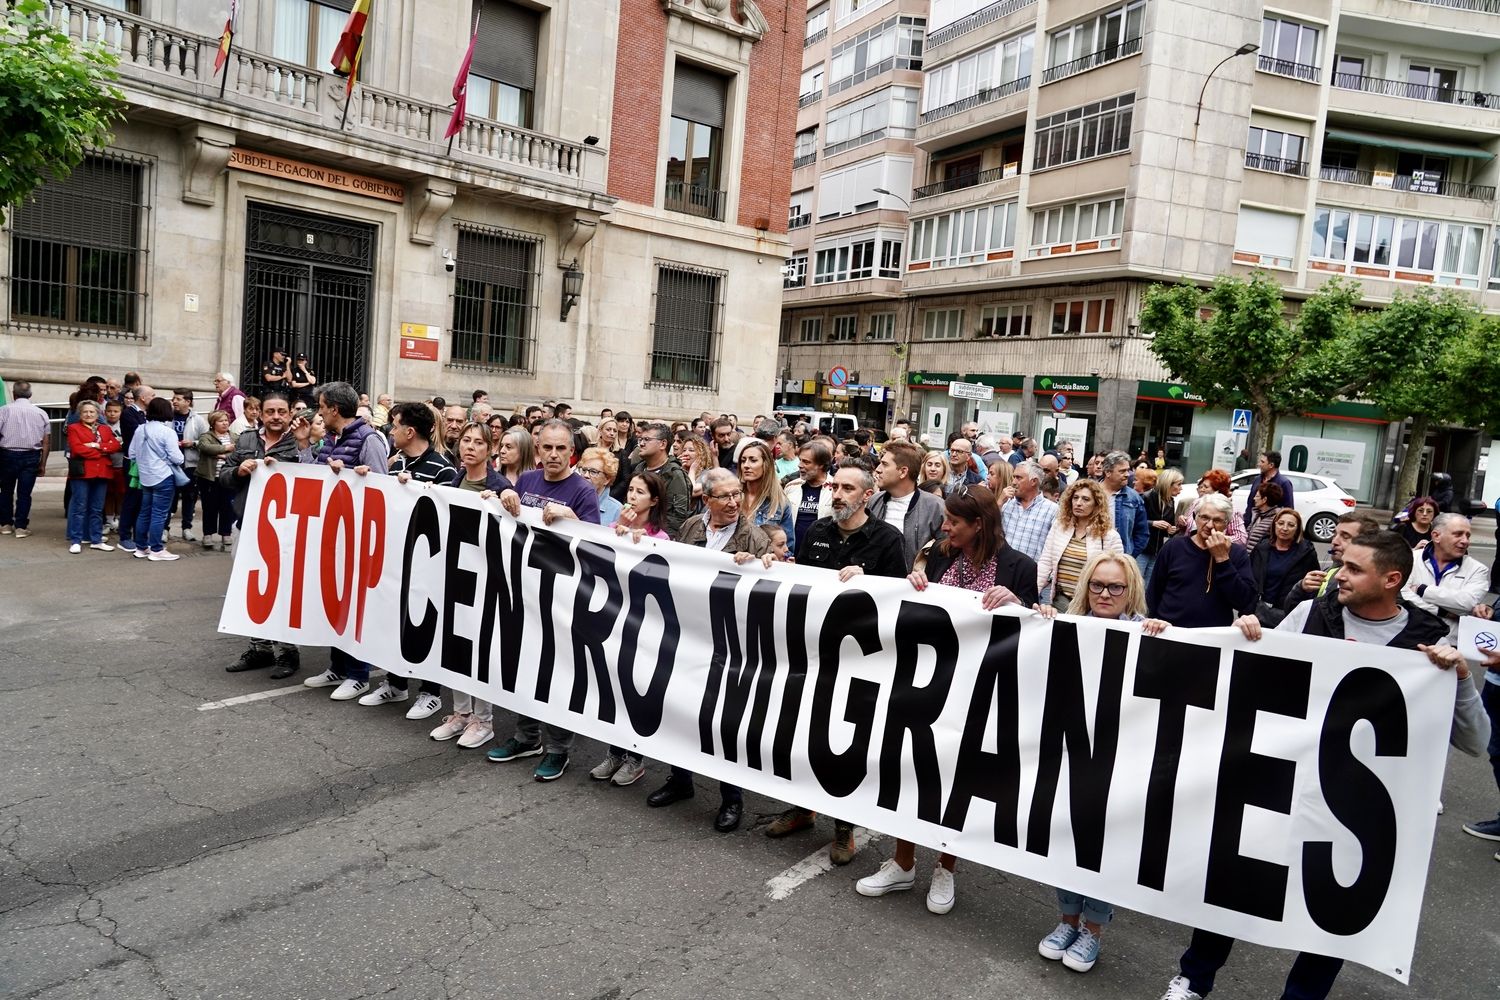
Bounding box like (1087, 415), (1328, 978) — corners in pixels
(0, 0), (123, 225)
(1139, 274), (1362, 459)
(1443, 312), (1500, 434)
(1352, 288), (1483, 503)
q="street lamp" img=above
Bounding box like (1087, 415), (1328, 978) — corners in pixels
(1193, 42), (1259, 130)
(873, 186), (911, 210)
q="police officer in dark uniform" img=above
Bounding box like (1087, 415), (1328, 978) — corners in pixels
(261, 348), (289, 392)
(290, 352), (317, 407)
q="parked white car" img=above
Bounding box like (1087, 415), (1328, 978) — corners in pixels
(1229, 471), (1358, 543)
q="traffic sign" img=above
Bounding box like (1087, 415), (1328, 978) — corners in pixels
(828, 365), (849, 389)
(1051, 392), (1068, 413)
(947, 380), (995, 401)
(1232, 408), (1252, 433)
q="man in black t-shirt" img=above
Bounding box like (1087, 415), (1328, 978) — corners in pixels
(769, 465), (906, 865)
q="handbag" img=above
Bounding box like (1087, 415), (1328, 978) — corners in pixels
(171, 464), (190, 488)
(68, 426), (99, 478)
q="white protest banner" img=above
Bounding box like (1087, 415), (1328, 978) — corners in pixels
(1457, 615), (1500, 661)
(220, 464), (1458, 982)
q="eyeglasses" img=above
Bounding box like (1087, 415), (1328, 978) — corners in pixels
(579, 467), (606, 477)
(1087, 581), (1127, 596)
(708, 490), (744, 502)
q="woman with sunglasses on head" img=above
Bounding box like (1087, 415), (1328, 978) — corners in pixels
(1033, 552), (1167, 974)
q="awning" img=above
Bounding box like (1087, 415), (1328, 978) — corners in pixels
(1324, 127), (1494, 160)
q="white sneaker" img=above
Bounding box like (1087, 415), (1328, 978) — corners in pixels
(429, 713), (471, 741)
(3, 525), (15, 534)
(133, 549), (149, 559)
(303, 668), (342, 688)
(1159, 975), (1203, 1000)
(14, 529), (30, 538)
(456, 719), (494, 749)
(357, 680), (409, 706)
(855, 859), (916, 897)
(925, 865), (955, 914)
(90, 542), (114, 551)
(590, 754), (624, 781)
(330, 678), (369, 701)
(405, 692), (443, 720)
(148, 550), (181, 562)
(69, 543), (81, 554)
(184, 528), (199, 541)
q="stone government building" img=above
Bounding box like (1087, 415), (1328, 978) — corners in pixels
(0, 0), (799, 419)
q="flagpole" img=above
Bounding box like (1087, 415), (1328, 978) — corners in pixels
(218, 33), (235, 99)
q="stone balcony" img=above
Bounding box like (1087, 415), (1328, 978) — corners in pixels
(29, 0), (611, 216)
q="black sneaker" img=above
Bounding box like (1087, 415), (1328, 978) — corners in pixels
(268, 649), (301, 680)
(226, 647), (274, 673)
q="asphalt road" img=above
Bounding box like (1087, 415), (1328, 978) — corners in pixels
(1, 484), (1496, 1000)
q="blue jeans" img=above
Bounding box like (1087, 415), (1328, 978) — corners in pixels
(329, 647), (372, 683)
(1056, 888), (1113, 926)
(0, 448), (42, 529)
(1137, 552), (1156, 583)
(118, 485), (143, 546)
(1180, 929), (1343, 999)
(67, 478), (108, 544)
(1483, 679), (1500, 799)
(134, 480), (175, 552)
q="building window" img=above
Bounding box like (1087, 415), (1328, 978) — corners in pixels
(835, 0), (894, 28)
(805, 3), (829, 45)
(799, 64), (825, 107)
(1310, 206), (1484, 288)
(814, 229), (903, 283)
(828, 14), (925, 96)
(921, 31), (1033, 118)
(449, 224), (540, 372)
(784, 252), (808, 288)
(979, 303), (1031, 337)
(799, 316), (824, 343)
(789, 189), (813, 229)
(666, 63), (729, 222)
(830, 315), (859, 342)
(9, 152), (148, 339)
(271, 0), (353, 70)
(909, 201), (1017, 268)
(817, 154), (912, 220)
(1245, 126), (1308, 175)
(1050, 297), (1115, 335)
(794, 127), (819, 168)
(1233, 206), (1300, 270)
(922, 308), (964, 340)
(825, 86), (920, 156)
(1258, 16), (1319, 81)
(467, 1), (541, 128)
(867, 312), (896, 341)
(779, 317), (792, 344)
(1033, 93), (1134, 170)
(1028, 196), (1124, 256)
(1489, 233), (1500, 291)
(650, 263), (723, 387)
(1044, 0), (1143, 83)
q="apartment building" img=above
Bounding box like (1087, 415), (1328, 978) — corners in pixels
(0, 0), (799, 419)
(777, 0), (1500, 503)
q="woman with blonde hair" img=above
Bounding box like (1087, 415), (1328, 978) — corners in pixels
(1142, 468), (1184, 579)
(918, 449), (951, 496)
(1036, 478), (1123, 610)
(739, 439), (794, 548)
(578, 445), (622, 525)
(675, 430), (712, 510)
(1032, 551), (1167, 972)
(494, 425), (535, 482)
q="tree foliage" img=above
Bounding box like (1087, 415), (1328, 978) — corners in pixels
(1444, 313), (1500, 431)
(0, 0), (123, 225)
(1138, 273), (1362, 457)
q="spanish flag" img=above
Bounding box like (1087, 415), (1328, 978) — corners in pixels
(212, 0), (236, 77)
(443, 30), (478, 141)
(330, 0), (371, 84)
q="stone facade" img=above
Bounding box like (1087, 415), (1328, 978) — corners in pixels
(0, 0), (797, 420)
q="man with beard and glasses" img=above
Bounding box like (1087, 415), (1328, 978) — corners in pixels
(763, 465), (907, 864)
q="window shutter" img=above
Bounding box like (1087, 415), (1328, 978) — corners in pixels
(12, 156), (141, 250)
(672, 63), (728, 129)
(472, 0), (541, 91)
(319, 0), (355, 11)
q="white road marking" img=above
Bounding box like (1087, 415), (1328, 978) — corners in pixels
(197, 670), (386, 711)
(765, 828), (882, 900)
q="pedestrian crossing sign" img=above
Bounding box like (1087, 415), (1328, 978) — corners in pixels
(1231, 409), (1252, 433)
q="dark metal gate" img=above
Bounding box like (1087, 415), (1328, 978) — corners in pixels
(241, 203), (376, 398)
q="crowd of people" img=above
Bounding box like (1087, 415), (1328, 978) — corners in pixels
(2, 369), (1497, 999)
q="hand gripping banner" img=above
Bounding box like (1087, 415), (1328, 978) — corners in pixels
(219, 464), (1458, 981)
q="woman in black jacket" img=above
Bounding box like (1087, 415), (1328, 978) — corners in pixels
(858, 486), (1037, 914)
(1248, 507), (1320, 613)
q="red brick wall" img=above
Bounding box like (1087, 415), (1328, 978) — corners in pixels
(608, 0), (805, 236)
